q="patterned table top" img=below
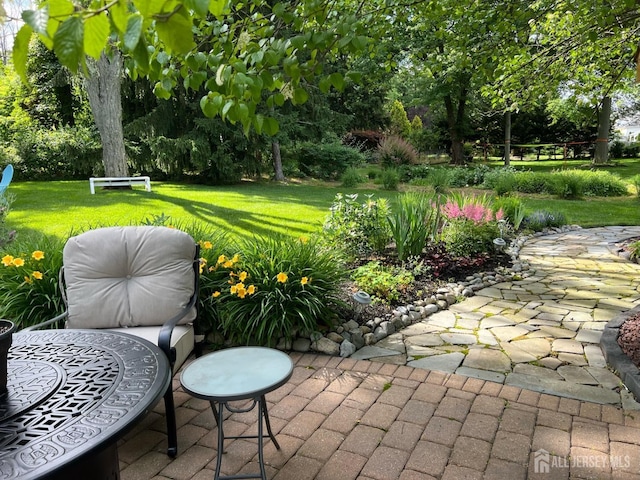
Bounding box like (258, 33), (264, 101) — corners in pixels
(0, 329), (171, 480)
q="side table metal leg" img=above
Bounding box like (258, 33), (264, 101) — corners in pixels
(210, 400), (220, 426)
(213, 403), (226, 480)
(260, 395), (280, 450)
(257, 400), (267, 480)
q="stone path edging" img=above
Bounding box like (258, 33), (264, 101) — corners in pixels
(289, 225), (560, 357)
(347, 226), (640, 408)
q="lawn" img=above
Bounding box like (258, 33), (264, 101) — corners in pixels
(6, 180), (395, 240)
(6, 159), (640, 241)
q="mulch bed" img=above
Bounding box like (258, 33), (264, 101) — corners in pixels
(338, 243), (512, 326)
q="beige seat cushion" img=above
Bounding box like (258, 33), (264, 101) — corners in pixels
(63, 226), (197, 329)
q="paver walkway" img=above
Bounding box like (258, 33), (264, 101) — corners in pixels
(351, 226), (640, 408)
(119, 353), (640, 480)
(117, 227), (640, 480)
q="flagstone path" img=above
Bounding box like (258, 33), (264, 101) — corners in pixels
(350, 226), (640, 408)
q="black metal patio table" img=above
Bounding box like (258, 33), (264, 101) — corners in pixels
(0, 329), (171, 480)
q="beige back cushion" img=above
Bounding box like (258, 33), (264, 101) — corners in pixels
(64, 226), (197, 329)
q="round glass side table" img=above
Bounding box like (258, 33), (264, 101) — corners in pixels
(180, 347), (294, 480)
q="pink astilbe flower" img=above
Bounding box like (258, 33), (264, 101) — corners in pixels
(442, 197), (504, 225)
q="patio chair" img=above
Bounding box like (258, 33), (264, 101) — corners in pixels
(24, 225), (201, 457)
(0, 164), (13, 195)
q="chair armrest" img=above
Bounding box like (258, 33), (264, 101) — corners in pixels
(22, 311), (69, 331)
(157, 294), (198, 366)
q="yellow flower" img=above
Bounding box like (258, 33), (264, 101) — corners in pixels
(238, 271), (248, 282)
(230, 285), (237, 294)
(32, 271), (43, 280)
(247, 285), (256, 295)
(223, 260), (234, 268)
(231, 254), (240, 264)
(277, 272), (288, 283)
(208, 266), (216, 272)
(236, 282), (245, 290)
(299, 236), (309, 244)
(202, 241), (213, 250)
(301, 276), (310, 286)
(212, 291), (221, 298)
(200, 258), (208, 265)
(217, 255), (227, 264)
(12, 258), (25, 267)
(1, 255), (13, 267)
(32, 251), (45, 261)
(24, 276), (32, 284)
(237, 286), (247, 299)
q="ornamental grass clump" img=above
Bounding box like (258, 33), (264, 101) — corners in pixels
(0, 234), (65, 328)
(203, 235), (348, 346)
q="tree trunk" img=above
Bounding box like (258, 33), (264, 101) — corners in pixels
(504, 110), (511, 166)
(272, 141), (285, 181)
(444, 94), (465, 165)
(85, 51), (129, 177)
(593, 96), (611, 165)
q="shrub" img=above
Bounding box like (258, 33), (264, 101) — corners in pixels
(341, 167), (364, 188)
(351, 261), (414, 303)
(512, 171), (550, 194)
(0, 193), (16, 247)
(577, 170), (628, 197)
(0, 233), (66, 328)
(623, 143), (640, 158)
(610, 141), (624, 159)
(523, 210), (567, 232)
(380, 168), (400, 190)
(631, 174), (640, 198)
(11, 125), (102, 179)
(428, 167), (451, 194)
(494, 196), (526, 230)
(482, 166), (519, 190)
(204, 235), (347, 345)
(552, 171), (584, 199)
(440, 219), (502, 257)
(494, 172), (517, 196)
(388, 193), (439, 261)
(399, 164), (431, 183)
(449, 164), (491, 187)
(440, 193), (504, 256)
(297, 142), (364, 180)
(376, 136), (419, 167)
(323, 193), (391, 257)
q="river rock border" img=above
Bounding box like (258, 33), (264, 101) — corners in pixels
(279, 225), (583, 358)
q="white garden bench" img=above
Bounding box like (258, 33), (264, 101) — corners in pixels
(89, 176), (151, 194)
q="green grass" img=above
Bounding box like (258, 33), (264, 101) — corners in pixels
(521, 195), (640, 227)
(6, 161), (640, 241)
(6, 180), (396, 240)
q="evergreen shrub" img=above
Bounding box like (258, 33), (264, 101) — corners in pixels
(297, 142), (364, 180)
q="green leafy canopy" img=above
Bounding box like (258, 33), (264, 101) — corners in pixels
(12, 0), (378, 134)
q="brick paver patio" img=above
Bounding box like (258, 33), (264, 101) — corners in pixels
(117, 226), (640, 479)
(118, 352), (640, 480)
